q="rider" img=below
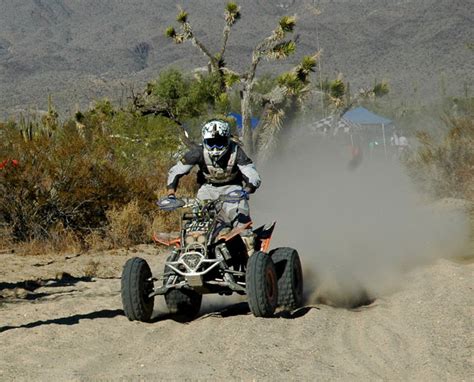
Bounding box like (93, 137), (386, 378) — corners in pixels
(166, 119), (261, 254)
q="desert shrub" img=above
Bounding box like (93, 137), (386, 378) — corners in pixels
(404, 116), (473, 200)
(106, 110), (182, 169)
(5, 136), (108, 239)
(0, 105), (182, 245)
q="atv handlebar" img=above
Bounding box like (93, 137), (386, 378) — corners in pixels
(156, 189), (249, 212)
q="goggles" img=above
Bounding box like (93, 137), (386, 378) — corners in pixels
(204, 137), (228, 149)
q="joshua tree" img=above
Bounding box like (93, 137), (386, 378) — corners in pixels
(166, 3), (319, 156)
(164, 3), (388, 159)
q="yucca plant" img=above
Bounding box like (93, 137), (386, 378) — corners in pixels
(176, 8), (188, 23)
(165, 26), (176, 39)
(373, 81), (390, 97)
(224, 2), (241, 25)
(257, 107), (285, 162)
(269, 40), (297, 60)
(279, 15), (296, 33)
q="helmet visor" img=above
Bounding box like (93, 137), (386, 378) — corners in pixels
(204, 136), (229, 149)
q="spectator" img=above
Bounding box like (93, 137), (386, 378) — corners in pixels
(398, 134), (409, 150)
(390, 130), (400, 146)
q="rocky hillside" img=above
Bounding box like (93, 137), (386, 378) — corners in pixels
(0, 0), (472, 117)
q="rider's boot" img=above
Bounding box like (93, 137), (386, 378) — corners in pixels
(242, 234), (255, 256)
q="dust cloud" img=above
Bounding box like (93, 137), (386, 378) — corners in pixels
(252, 132), (469, 308)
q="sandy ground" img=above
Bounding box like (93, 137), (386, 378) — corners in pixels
(0, 243), (472, 381)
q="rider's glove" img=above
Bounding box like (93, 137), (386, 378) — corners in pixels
(241, 189), (250, 200)
(244, 185), (255, 194)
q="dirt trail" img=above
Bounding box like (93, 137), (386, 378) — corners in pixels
(0, 246), (472, 381)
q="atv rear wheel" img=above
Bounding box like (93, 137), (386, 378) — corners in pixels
(165, 289), (202, 318)
(121, 257), (154, 322)
(246, 251), (278, 317)
(272, 247), (303, 310)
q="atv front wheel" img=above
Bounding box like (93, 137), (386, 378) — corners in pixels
(165, 289), (202, 318)
(271, 247), (303, 310)
(121, 257), (154, 322)
(246, 251), (278, 317)
(163, 256), (202, 319)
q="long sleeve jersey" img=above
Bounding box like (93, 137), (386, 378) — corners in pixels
(167, 142), (261, 192)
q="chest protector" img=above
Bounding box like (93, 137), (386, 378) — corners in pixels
(203, 144), (238, 184)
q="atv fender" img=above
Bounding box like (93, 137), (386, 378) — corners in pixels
(153, 232), (181, 247)
(253, 222), (276, 252)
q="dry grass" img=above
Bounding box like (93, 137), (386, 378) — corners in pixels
(12, 234), (81, 256)
(105, 199), (152, 248)
(83, 230), (111, 252)
(151, 209), (182, 235)
(0, 224), (13, 251)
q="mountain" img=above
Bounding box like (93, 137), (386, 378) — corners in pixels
(0, 0), (472, 117)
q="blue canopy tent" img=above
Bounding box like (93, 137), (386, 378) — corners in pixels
(343, 107), (393, 157)
(343, 107), (392, 125)
(228, 112), (259, 134)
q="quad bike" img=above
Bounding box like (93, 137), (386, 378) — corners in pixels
(120, 190), (303, 322)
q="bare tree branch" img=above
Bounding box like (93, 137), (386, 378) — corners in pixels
(191, 35), (219, 71)
(220, 25), (231, 58)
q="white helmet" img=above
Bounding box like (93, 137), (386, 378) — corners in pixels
(202, 120), (231, 159)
